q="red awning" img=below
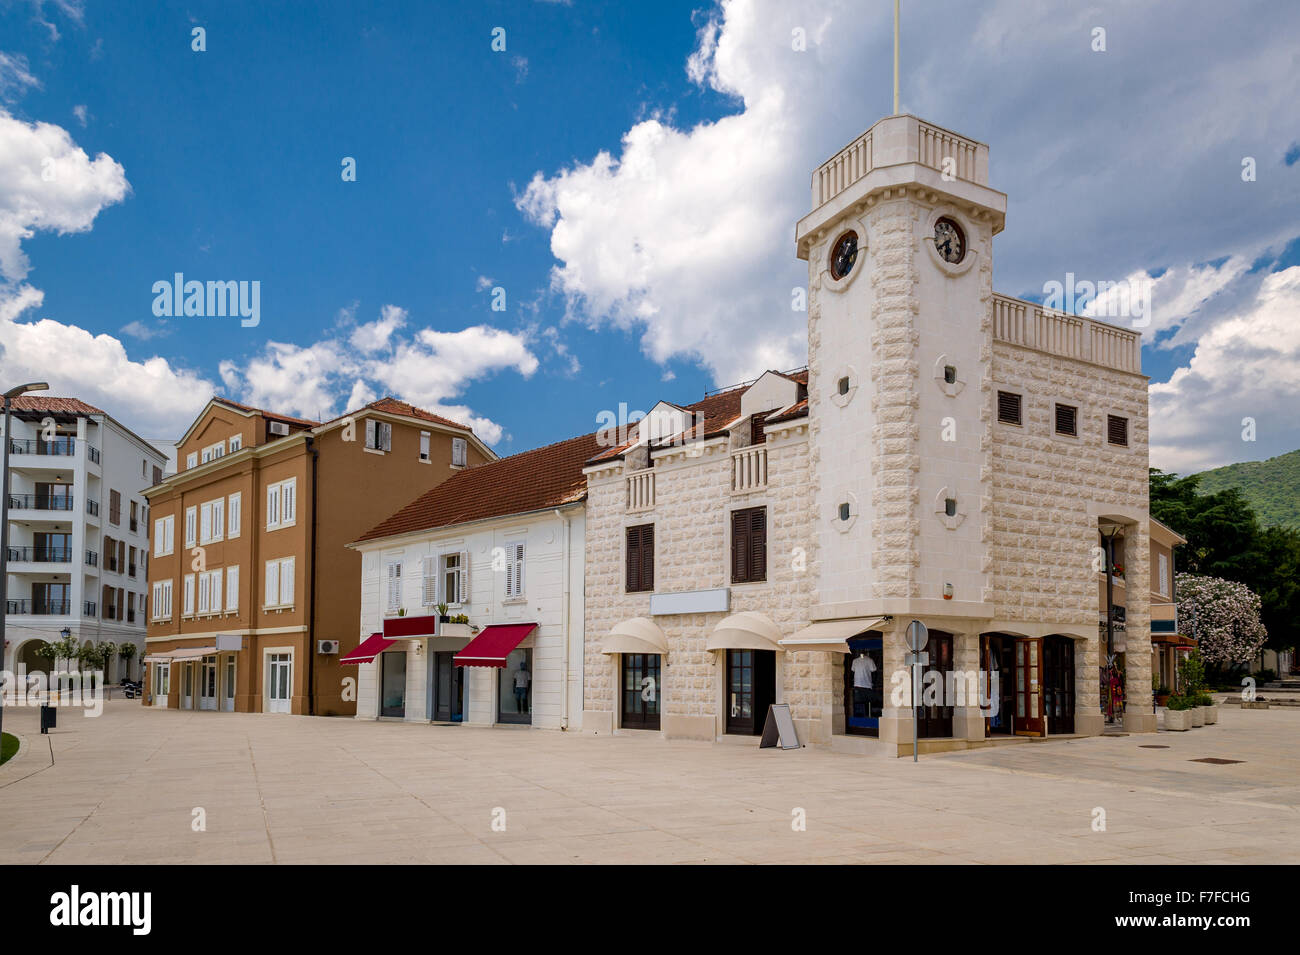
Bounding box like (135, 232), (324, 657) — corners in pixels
(340, 633), (397, 665)
(454, 623), (537, 668)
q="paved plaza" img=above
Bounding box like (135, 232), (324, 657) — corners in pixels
(1, 700), (1296, 864)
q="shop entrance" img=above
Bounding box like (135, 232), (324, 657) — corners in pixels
(725, 649), (775, 736)
(1043, 636), (1075, 735)
(380, 650), (406, 718)
(433, 651), (463, 722)
(843, 635), (883, 737)
(1013, 638), (1045, 736)
(620, 653), (661, 730)
(981, 634), (1016, 735)
(498, 647), (532, 725)
(198, 655), (218, 710)
(268, 653), (292, 714)
(915, 632), (953, 738)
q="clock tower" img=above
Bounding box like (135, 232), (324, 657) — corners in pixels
(796, 114), (1008, 745)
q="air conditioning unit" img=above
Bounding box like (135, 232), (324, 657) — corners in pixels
(269, 421), (290, 436)
(317, 640), (339, 655)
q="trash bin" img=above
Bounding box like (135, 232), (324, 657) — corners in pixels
(40, 702), (57, 733)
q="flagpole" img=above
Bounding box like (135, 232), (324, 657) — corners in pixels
(893, 0), (900, 114)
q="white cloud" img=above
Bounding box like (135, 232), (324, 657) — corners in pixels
(119, 319), (169, 340)
(348, 303), (406, 352)
(0, 53), (40, 102)
(71, 103), (87, 127)
(0, 110), (130, 282)
(475, 274), (494, 291)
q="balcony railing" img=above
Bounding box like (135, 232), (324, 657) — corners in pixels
(86, 500), (99, 516)
(88, 446), (101, 464)
(5, 599), (72, 615)
(83, 601), (97, 617)
(6, 493), (74, 511)
(7, 437), (75, 456)
(5, 545), (73, 563)
(731, 445), (768, 493)
(992, 293), (1142, 374)
(86, 549), (98, 566)
(626, 468), (655, 511)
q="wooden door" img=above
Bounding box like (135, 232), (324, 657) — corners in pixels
(915, 633), (953, 738)
(1014, 638), (1044, 736)
(620, 653), (662, 730)
(1043, 636), (1075, 735)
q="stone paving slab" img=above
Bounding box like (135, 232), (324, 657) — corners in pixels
(0, 700), (1296, 864)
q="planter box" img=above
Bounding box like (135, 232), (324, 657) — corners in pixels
(1190, 707), (1205, 727)
(1242, 700), (1270, 710)
(1164, 709), (1192, 731)
(1202, 704), (1219, 725)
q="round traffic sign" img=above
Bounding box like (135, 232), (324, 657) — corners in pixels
(906, 620), (928, 652)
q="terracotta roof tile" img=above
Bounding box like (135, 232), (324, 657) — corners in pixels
(8, 396), (105, 415)
(317, 396), (472, 434)
(213, 396), (318, 428)
(766, 397), (808, 424)
(356, 430), (604, 543)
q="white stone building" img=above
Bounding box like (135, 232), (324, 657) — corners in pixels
(348, 434), (592, 729)
(2, 397), (167, 683)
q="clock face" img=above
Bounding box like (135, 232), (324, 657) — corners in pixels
(934, 217), (965, 264)
(830, 231), (859, 280)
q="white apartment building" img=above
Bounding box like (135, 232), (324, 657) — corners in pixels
(2, 397), (167, 683)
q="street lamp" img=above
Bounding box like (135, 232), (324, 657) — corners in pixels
(0, 382), (50, 741)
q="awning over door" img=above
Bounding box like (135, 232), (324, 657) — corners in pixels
(779, 617), (886, 653)
(454, 623), (537, 668)
(141, 654), (172, 664)
(341, 633), (396, 665)
(705, 612), (783, 653)
(600, 617), (669, 656)
(167, 646), (217, 661)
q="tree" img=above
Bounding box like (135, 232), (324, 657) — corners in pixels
(35, 634), (81, 671)
(1175, 573), (1268, 669)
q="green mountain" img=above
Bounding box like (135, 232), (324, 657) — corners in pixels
(1193, 449), (1300, 529)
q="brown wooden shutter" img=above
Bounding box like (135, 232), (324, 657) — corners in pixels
(997, 391), (1022, 425)
(641, 524), (654, 591)
(117, 587), (125, 621)
(751, 412), (769, 445)
(1055, 403), (1077, 436)
(749, 508), (767, 582)
(1107, 415), (1128, 446)
(625, 525), (641, 592)
(731, 510), (748, 583)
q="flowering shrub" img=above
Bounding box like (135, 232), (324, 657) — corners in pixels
(1175, 573), (1268, 667)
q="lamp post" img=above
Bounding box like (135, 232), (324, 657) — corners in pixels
(0, 382), (50, 741)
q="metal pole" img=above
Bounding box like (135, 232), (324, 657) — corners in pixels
(912, 662), (918, 762)
(893, 0), (901, 115)
(1, 397), (11, 741)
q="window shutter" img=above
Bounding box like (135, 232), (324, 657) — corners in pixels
(211, 569), (222, 613)
(731, 510), (748, 583)
(185, 507), (196, 546)
(380, 422), (392, 451)
(198, 573), (209, 614)
(751, 412), (769, 445)
(228, 493), (241, 537)
(282, 480), (296, 523)
(626, 525), (641, 592)
(1107, 415), (1128, 446)
(365, 418), (377, 449)
(267, 485), (280, 528)
(750, 508), (767, 581)
(200, 503), (212, 543)
(213, 499), (224, 538)
(642, 524), (654, 591)
(1055, 403), (1077, 436)
(515, 543), (525, 595)
(458, 550), (470, 604)
(154, 519), (164, 557)
(227, 565), (239, 611)
(265, 562), (279, 607)
(280, 559), (294, 606)
(422, 556), (436, 606)
(184, 574), (195, 615)
(997, 391), (1022, 425)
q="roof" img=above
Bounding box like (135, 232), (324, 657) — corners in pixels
(766, 398), (809, 424)
(8, 396), (106, 416)
(355, 430), (604, 543)
(212, 396), (318, 428)
(317, 396), (472, 434)
(586, 387), (748, 464)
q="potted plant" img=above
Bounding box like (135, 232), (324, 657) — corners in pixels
(1200, 691), (1219, 724)
(1164, 694), (1193, 731)
(436, 602), (450, 623)
(1189, 695), (1205, 727)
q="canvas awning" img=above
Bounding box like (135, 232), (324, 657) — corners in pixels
(779, 617), (887, 653)
(141, 654), (172, 664)
(167, 646), (217, 661)
(340, 633), (396, 665)
(1151, 632), (1196, 647)
(454, 624), (537, 668)
(600, 617), (669, 656)
(705, 612), (783, 653)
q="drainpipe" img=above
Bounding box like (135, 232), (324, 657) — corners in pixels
(306, 436), (319, 716)
(554, 508), (572, 731)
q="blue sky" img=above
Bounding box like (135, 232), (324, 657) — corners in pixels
(2, 0), (1298, 473)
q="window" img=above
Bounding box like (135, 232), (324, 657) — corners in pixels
(109, 489), (121, 525)
(229, 435), (242, 452)
(198, 571), (211, 614)
(1158, 552), (1170, 598)
(130, 500), (139, 532)
(226, 565), (240, 611)
(750, 412), (769, 446)
(184, 506), (197, 547)
(156, 662), (171, 696)
(837, 376), (850, 396)
(443, 553), (464, 605)
(625, 524), (655, 593)
(152, 465), (162, 485)
(201, 441), (224, 464)
(997, 391), (1022, 425)
(153, 516), (171, 557)
(839, 502), (851, 521)
(265, 557), (295, 608)
(944, 365), (957, 385)
(731, 507), (767, 584)
(266, 478), (296, 529)
(419, 431), (431, 462)
(386, 560), (402, 612)
(452, 437), (468, 467)
(365, 419), (392, 452)
(199, 499), (225, 544)
(504, 542), (526, 598)
(1055, 403), (1078, 436)
(1107, 414), (1129, 447)
(228, 492), (241, 538)
(152, 580), (173, 621)
(183, 574), (195, 616)
(945, 497), (958, 517)
(186, 452), (198, 469)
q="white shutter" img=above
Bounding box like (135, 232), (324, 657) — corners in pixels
(167, 516), (175, 554)
(183, 574), (195, 615)
(365, 418), (377, 449)
(458, 550), (470, 605)
(280, 558), (294, 606)
(265, 561), (280, 607)
(151, 582), (161, 619)
(387, 561), (402, 611)
(200, 503), (212, 543)
(185, 507), (197, 547)
(226, 565), (239, 611)
(213, 499), (224, 539)
(211, 569), (222, 613)
(198, 573), (210, 614)
(228, 493), (241, 538)
(380, 422), (392, 451)
(266, 484), (280, 528)
(282, 479), (296, 524)
(164, 580), (173, 618)
(153, 518), (165, 557)
(422, 556), (436, 606)
(513, 543), (525, 596)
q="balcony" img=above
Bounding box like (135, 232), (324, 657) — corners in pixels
(6, 599), (72, 615)
(626, 468), (655, 511)
(6, 493), (74, 514)
(88, 446), (100, 464)
(86, 549), (98, 566)
(8, 436), (75, 456)
(83, 601), (97, 617)
(992, 293), (1142, 375)
(5, 545), (73, 563)
(731, 445), (768, 493)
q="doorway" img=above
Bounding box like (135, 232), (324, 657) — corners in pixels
(915, 632), (953, 738)
(843, 635), (883, 736)
(380, 650), (407, 718)
(268, 653), (292, 714)
(198, 655), (218, 710)
(497, 647), (532, 725)
(620, 653), (661, 730)
(222, 654), (236, 711)
(725, 649), (775, 735)
(181, 661), (194, 709)
(1043, 636), (1075, 735)
(433, 651), (464, 722)
(981, 635), (1016, 735)
(1013, 638), (1044, 736)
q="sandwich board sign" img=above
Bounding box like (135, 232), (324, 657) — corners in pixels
(760, 703), (800, 749)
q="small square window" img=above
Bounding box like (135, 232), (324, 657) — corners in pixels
(1055, 403), (1078, 436)
(838, 502), (850, 521)
(944, 365), (957, 385)
(1107, 415), (1129, 447)
(944, 498), (957, 517)
(997, 391), (1022, 425)
(837, 376), (850, 396)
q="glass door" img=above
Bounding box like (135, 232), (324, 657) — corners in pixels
(268, 653), (292, 714)
(181, 661), (193, 709)
(1043, 636), (1075, 735)
(844, 636), (883, 736)
(726, 649), (775, 735)
(915, 633), (954, 738)
(223, 654), (236, 711)
(434, 652), (463, 722)
(620, 653), (661, 730)
(198, 655), (218, 710)
(380, 650), (407, 718)
(1014, 638), (1044, 736)
(497, 648), (532, 724)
